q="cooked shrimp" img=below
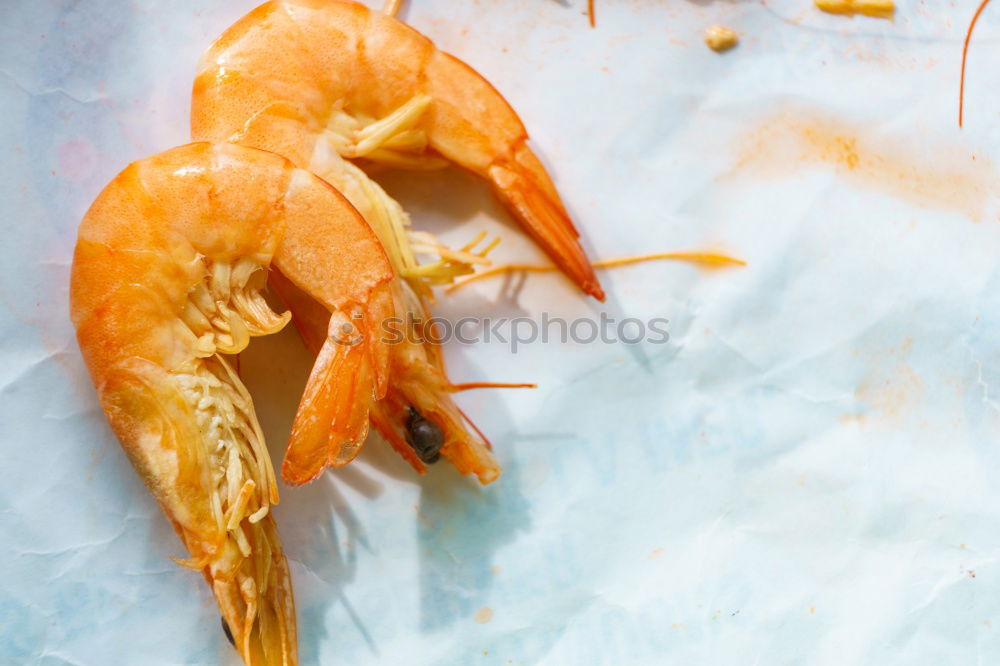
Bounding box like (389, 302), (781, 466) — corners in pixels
(190, 0), (603, 301)
(192, 0), (580, 485)
(69, 142), (395, 664)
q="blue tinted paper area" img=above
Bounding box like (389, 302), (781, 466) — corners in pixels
(1, 0), (998, 664)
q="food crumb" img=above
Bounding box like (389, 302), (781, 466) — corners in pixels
(648, 547), (665, 560)
(474, 607), (494, 624)
(814, 0), (895, 18)
(704, 25), (738, 52)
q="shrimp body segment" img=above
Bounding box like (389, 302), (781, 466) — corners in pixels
(70, 142), (395, 664)
(191, 0), (604, 301)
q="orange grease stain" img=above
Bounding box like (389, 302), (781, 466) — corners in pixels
(847, 337), (926, 426)
(474, 607), (494, 623)
(735, 109), (997, 222)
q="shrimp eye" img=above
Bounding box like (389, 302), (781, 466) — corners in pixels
(221, 617), (235, 648)
(406, 407), (443, 464)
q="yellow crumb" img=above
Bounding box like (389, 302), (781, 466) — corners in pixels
(704, 25), (739, 52)
(814, 0), (894, 18)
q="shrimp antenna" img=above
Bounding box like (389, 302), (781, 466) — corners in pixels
(444, 252), (746, 294)
(457, 406), (496, 452)
(959, 0), (993, 128)
(451, 382), (537, 391)
(383, 0), (404, 18)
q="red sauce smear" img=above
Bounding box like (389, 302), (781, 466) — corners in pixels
(588, 0), (596, 28)
(959, 0), (992, 128)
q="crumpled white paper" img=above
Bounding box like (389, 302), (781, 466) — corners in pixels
(2, 0), (999, 663)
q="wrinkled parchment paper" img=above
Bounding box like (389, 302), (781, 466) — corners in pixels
(2, 0), (999, 663)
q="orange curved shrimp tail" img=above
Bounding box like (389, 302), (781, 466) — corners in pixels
(959, 0), (993, 128)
